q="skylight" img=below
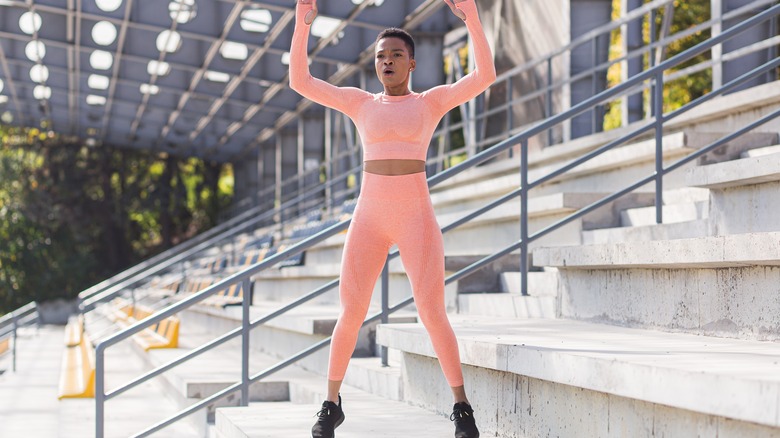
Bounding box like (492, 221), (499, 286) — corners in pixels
(169, 0), (197, 24)
(240, 9), (272, 33)
(30, 65), (49, 83)
(19, 12), (42, 35)
(205, 71), (230, 83)
(95, 0), (122, 12)
(0, 96), (7, 104)
(220, 42), (248, 61)
(90, 50), (113, 70)
(311, 16), (342, 39)
(156, 30), (182, 53)
(25, 41), (46, 62)
(88, 74), (110, 90)
(33, 85), (52, 100)
(140, 84), (160, 95)
(92, 21), (118, 46)
(147, 60), (171, 76)
(87, 95), (107, 105)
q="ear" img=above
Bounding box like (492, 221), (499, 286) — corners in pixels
(410, 59), (417, 72)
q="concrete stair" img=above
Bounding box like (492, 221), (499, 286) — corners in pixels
(215, 379), (454, 438)
(377, 316), (780, 438)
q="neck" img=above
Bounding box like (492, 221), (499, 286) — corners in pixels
(382, 83), (412, 96)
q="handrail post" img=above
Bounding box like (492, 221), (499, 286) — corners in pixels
(380, 256), (390, 367)
(520, 139), (529, 296)
(654, 70), (664, 224)
(241, 278), (252, 406)
(546, 57), (554, 146)
(11, 311), (17, 372)
(96, 343), (106, 438)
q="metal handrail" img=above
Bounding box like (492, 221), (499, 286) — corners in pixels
(93, 5), (780, 436)
(0, 302), (37, 373)
(80, 159), (362, 313)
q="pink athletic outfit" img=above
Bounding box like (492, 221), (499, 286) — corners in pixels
(290, 0), (495, 387)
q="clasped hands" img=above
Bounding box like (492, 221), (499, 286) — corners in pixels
(298, 0), (467, 25)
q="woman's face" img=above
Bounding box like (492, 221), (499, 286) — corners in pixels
(375, 37), (416, 90)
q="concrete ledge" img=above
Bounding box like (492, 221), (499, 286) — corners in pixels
(376, 317), (780, 428)
(582, 219), (709, 245)
(686, 152), (780, 189)
(533, 232), (780, 269)
(742, 144), (780, 158)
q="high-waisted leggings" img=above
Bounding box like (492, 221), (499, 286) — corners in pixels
(327, 171), (464, 387)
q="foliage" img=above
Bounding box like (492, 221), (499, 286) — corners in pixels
(604, 0), (712, 130)
(0, 125), (233, 314)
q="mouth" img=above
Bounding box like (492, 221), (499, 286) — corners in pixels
(383, 69), (394, 76)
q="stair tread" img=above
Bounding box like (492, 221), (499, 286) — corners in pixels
(377, 316), (780, 427)
(534, 231), (780, 268)
(217, 387), (453, 438)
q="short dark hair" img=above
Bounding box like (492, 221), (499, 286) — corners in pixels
(376, 28), (415, 59)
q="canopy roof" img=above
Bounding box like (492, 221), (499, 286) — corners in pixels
(0, 0), (452, 162)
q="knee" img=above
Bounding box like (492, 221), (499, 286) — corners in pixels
(416, 304), (449, 329)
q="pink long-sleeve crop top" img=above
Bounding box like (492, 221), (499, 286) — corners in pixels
(289, 0), (496, 162)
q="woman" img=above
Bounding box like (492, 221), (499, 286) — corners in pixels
(290, 0), (495, 436)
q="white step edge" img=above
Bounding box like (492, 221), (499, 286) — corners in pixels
(741, 144), (780, 158)
(533, 232), (780, 269)
(376, 317), (780, 428)
(686, 152), (780, 189)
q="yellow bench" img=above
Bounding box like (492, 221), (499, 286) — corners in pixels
(58, 321), (95, 399)
(0, 337), (9, 357)
(132, 315), (180, 351)
(203, 282), (248, 308)
(109, 299), (180, 351)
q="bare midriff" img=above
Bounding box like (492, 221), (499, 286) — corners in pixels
(364, 159), (426, 175)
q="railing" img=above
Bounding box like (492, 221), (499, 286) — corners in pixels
(79, 157), (362, 314)
(223, 0), (778, 226)
(93, 4), (780, 436)
(0, 302), (38, 373)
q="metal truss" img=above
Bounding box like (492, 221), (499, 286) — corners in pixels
(0, 0), (451, 161)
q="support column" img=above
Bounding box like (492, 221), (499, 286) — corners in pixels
(569, 0), (613, 139)
(621, 0), (645, 126)
(299, 115), (324, 212)
(714, 0), (775, 93)
(279, 129), (298, 214)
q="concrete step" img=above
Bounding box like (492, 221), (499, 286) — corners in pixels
(687, 152), (780, 235)
(500, 271), (558, 296)
(533, 232), (780, 340)
(741, 144), (780, 158)
(582, 219), (709, 244)
(457, 292), (556, 318)
(215, 387), (454, 438)
(0, 325), (199, 438)
(687, 149), (780, 190)
(180, 301), (416, 379)
(440, 192), (655, 255)
(377, 317), (780, 437)
(432, 132), (695, 214)
(620, 200), (708, 226)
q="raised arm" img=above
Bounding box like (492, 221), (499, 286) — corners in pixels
(289, 0), (368, 117)
(424, 0), (497, 113)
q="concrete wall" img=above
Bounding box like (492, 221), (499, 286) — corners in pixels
(401, 353), (780, 438)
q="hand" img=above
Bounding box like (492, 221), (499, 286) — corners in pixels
(299, 0), (318, 25)
(443, 0), (466, 20)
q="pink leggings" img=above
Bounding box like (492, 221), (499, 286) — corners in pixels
(328, 171), (464, 387)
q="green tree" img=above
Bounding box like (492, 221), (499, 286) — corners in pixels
(604, 0), (712, 129)
(0, 125), (233, 314)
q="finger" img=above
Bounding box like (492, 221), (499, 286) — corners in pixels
(443, 0), (466, 20)
(304, 8), (317, 25)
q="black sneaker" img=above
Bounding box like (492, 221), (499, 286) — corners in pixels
(312, 394), (345, 438)
(451, 402), (479, 438)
